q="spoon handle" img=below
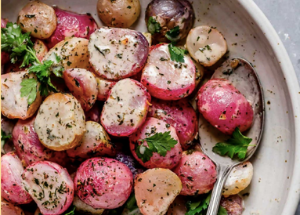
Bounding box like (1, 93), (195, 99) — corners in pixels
(206, 164), (233, 215)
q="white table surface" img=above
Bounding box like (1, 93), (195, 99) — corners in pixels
(252, 0), (300, 214)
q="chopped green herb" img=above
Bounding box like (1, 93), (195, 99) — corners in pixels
(165, 26), (180, 42)
(1, 129), (12, 154)
(147, 17), (161, 35)
(212, 127), (253, 160)
(125, 193), (138, 212)
(186, 192), (228, 215)
(94, 45), (110, 56)
(168, 43), (187, 63)
(20, 78), (38, 105)
(136, 131), (177, 163)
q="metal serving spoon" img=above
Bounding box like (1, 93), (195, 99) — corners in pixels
(198, 58), (265, 215)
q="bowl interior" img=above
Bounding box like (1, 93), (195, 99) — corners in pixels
(1, 0), (297, 214)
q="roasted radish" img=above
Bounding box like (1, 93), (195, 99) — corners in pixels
(34, 93), (86, 151)
(101, 79), (151, 137)
(1, 152), (32, 204)
(89, 28), (149, 80)
(141, 44), (196, 100)
(173, 151), (217, 195)
(1, 71), (42, 120)
(134, 168), (182, 215)
(67, 121), (115, 159)
(21, 161), (74, 214)
(129, 117), (182, 169)
(75, 157), (133, 209)
(186, 26), (227, 67)
(63, 68), (98, 111)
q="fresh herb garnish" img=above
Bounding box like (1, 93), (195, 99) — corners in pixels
(1, 129), (12, 154)
(186, 192), (228, 215)
(165, 26), (180, 42)
(1, 23), (64, 104)
(212, 127), (253, 160)
(25, 14), (35, 18)
(1, 22), (38, 66)
(20, 78), (38, 104)
(125, 193), (138, 212)
(147, 17), (161, 35)
(136, 131), (177, 163)
(64, 206), (75, 215)
(168, 43), (188, 63)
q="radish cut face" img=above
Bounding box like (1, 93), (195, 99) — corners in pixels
(101, 79), (151, 137)
(134, 168), (182, 215)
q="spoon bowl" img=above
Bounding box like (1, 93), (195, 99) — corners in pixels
(198, 58), (265, 215)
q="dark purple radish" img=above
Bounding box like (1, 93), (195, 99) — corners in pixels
(145, 0), (195, 43)
(220, 195), (244, 215)
(88, 28), (149, 80)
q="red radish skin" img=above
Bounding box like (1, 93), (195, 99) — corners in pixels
(75, 157), (133, 209)
(141, 44), (196, 100)
(47, 7), (98, 48)
(220, 195), (244, 215)
(88, 28), (149, 80)
(129, 117), (182, 169)
(173, 151), (217, 196)
(85, 102), (101, 123)
(63, 68), (98, 112)
(101, 79), (151, 137)
(21, 161), (74, 215)
(13, 116), (53, 166)
(1, 152), (32, 204)
(67, 121), (115, 159)
(148, 98), (198, 149)
(197, 79), (254, 135)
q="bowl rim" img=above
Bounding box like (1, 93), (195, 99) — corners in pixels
(239, 0), (300, 213)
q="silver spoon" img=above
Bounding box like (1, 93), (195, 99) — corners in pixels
(198, 58), (265, 215)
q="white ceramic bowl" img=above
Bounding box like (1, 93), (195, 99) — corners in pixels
(2, 0), (300, 214)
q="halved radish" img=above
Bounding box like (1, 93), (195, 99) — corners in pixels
(186, 26), (227, 67)
(95, 77), (117, 101)
(63, 68), (98, 111)
(134, 168), (182, 215)
(67, 121), (115, 159)
(21, 161), (74, 215)
(1, 152), (32, 204)
(101, 79), (151, 137)
(88, 28), (149, 80)
(141, 44), (196, 100)
(34, 93), (86, 151)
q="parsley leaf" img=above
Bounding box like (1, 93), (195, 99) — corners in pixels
(212, 127), (253, 160)
(63, 206), (75, 215)
(186, 193), (211, 215)
(185, 192), (228, 215)
(20, 78), (38, 105)
(1, 129), (12, 154)
(147, 17), (161, 35)
(135, 131), (177, 163)
(1, 22), (39, 66)
(125, 193), (138, 212)
(165, 26), (180, 42)
(168, 43), (188, 63)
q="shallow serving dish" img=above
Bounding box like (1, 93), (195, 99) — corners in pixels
(2, 0), (300, 214)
